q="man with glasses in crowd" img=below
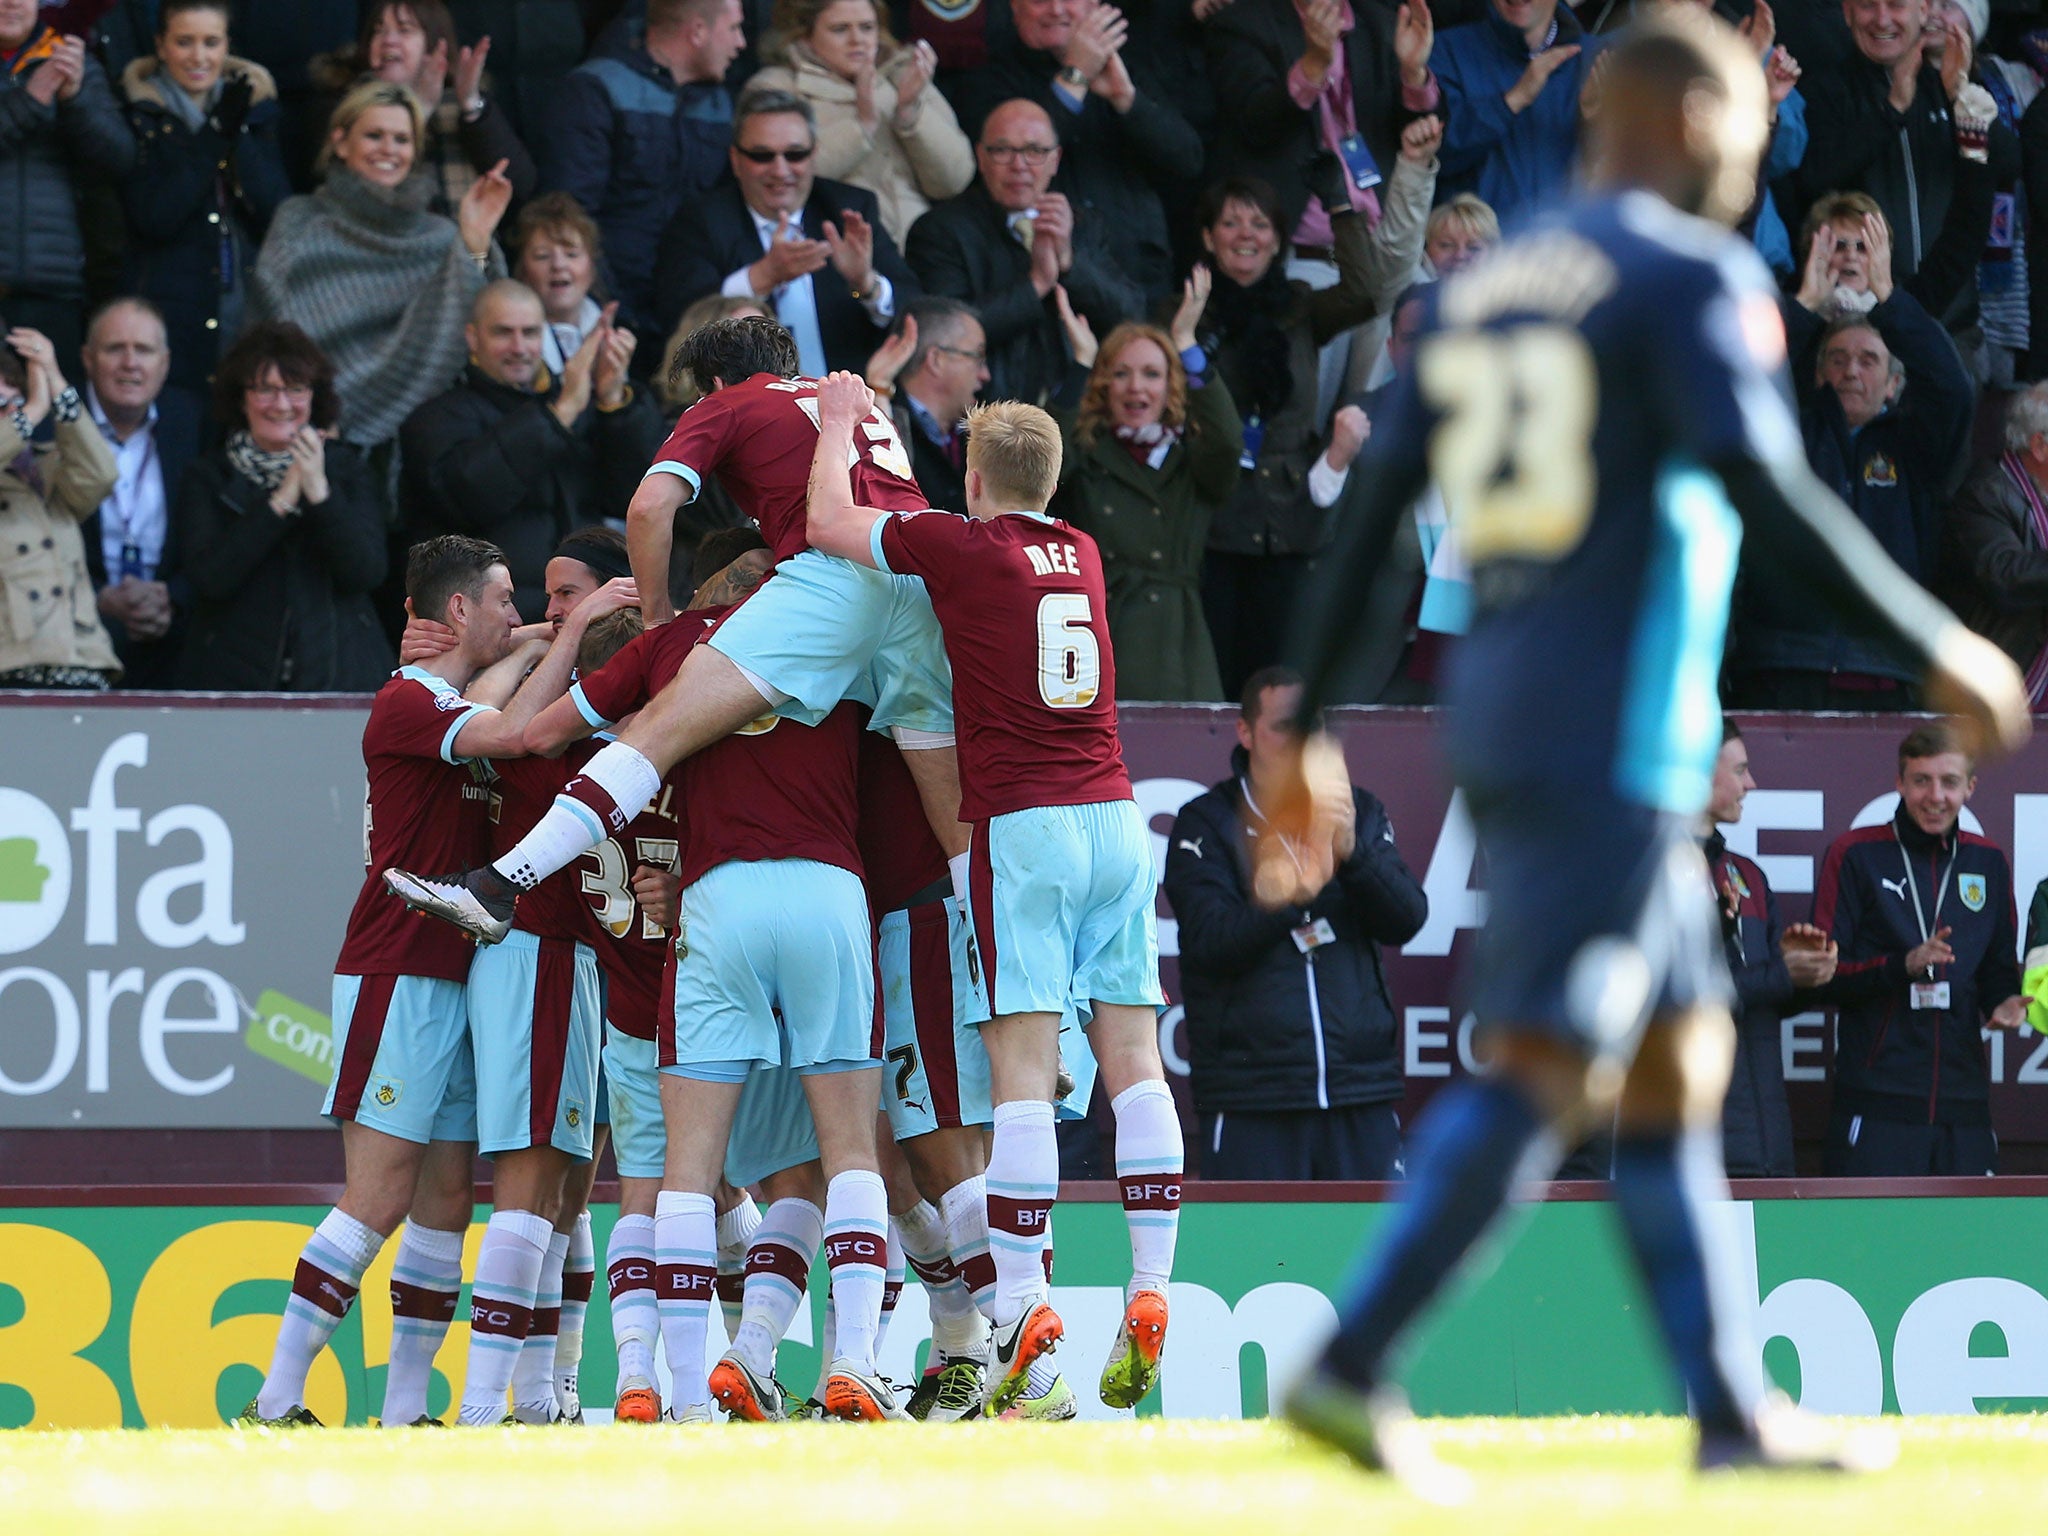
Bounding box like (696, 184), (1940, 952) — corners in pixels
(906, 98), (1142, 405)
(866, 296), (992, 514)
(652, 87), (917, 377)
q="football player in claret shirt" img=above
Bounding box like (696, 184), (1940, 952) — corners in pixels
(243, 536), (613, 1429)
(385, 315), (978, 949)
(805, 378), (1182, 1419)
(1255, 12), (2030, 1488)
(522, 568), (903, 1424)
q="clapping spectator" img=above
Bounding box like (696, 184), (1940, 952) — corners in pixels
(1433, 0), (1602, 223)
(749, 0), (972, 247)
(170, 320), (394, 690)
(400, 280), (663, 620)
(1194, 118), (1437, 697)
(1793, 0), (2016, 330)
(1054, 272), (1242, 700)
(540, 0), (747, 340)
(305, 2), (537, 214)
(252, 81), (511, 459)
(1164, 665), (1427, 1180)
(1729, 212), (1972, 710)
(512, 191), (610, 374)
(1205, 0), (1441, 259)
(906, 97), (1143, 405)
(0, 1), (136, 368)
(1942, 379), (2048, 695)
(651, 86), (918, 373)
(959, 0), (1204, 304)
(118, 0), (292, 399)
(0, 323), (121, 688)
(80, 298), (201, 688)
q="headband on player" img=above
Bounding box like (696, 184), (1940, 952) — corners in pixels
(554, 532), (632, 583)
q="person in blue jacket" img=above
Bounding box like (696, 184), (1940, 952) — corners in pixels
(537, 0), (745, 343)
(1432, 0), (1604, 223)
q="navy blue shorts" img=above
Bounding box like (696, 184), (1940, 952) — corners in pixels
(1465, 790), (1729, 1062)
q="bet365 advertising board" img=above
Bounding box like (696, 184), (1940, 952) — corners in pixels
(4, 1195), (2045, 1427)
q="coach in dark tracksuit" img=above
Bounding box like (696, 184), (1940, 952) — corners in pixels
(1812, 726), (2027, 1176)
(1164, 668), (1427, 1180)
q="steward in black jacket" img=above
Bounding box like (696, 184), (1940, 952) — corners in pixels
(1164, 742), (1426, 1179)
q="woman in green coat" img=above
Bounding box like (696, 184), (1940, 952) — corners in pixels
(1054, 270), (1242, 702)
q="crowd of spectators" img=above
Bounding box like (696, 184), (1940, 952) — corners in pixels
(7, 0), (2048, 701)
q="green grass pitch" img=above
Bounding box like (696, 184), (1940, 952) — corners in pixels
(6, 1416), (2047, 1534)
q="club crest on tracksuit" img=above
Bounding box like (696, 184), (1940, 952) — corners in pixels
(1959, 874), (1987, 912)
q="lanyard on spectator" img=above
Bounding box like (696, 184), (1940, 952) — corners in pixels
(1893, 826), (1956, 948)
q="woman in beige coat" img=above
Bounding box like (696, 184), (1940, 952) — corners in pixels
(0, 326), (122, 688)
(749, 0), (972, 248)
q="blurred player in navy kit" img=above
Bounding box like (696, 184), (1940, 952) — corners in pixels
(806, 377), (1182, 1418)
(1254, 10), (2029, 1487)
(1813, 723), (2026, 1177)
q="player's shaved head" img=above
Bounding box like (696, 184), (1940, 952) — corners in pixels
(964, 401), (1062, 512)
(1582, 8), (1769, 228)
(407, 534), (509, 626)
(671, 314), (801, 398)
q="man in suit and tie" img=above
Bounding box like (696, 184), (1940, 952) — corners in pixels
(652, 86), (917, 377)
(905, 97), (1142, 407)
(866, 296), (988, 515)
(78, 298), (200, 689)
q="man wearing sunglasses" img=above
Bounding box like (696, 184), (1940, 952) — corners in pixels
(653, 87), (919, 378)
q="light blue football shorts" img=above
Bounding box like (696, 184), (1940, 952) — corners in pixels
(466, 930), (604, 1160)
(603, 1024), (664, 1179)
(966, 799), (1165, 1020)
(878, 896), (1098, 1139)
(664, 858), (876, 1072)
(705, 548), (953, 736)
(325, 972), (477, 1144)
(725, 1060), (825, 1190)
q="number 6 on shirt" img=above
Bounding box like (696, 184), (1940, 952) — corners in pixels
(1037, 593), (1100, 708)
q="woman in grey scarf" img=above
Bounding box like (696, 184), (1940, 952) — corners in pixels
(251, 79), (510, 456)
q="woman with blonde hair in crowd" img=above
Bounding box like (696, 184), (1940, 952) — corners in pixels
(748, 0), (972, 246)
(1054, 272), (1242, 702)
(252, 80), (510, 467)
(1421, 193), (1499, 278)
(304, 0), (535, 214)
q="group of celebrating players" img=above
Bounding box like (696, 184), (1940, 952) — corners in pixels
(241, 3), (2041, 1481)
(241, 308), (1179, 1429)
